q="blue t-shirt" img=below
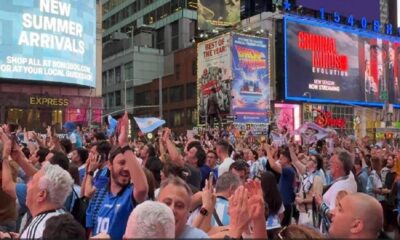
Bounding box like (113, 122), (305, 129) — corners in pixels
(212, 197), (230, 226)
(278, 166), (296, 205)
(92, 185), (136, 240)
(178, 225), (209, 239)
(16, 183), (28, 213)
(94, 168), (109, 189)
(78, 166), (86, 185)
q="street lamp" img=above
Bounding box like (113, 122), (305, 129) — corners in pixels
(124, 25), (135, 113)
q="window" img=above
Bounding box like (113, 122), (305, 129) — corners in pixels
(102, 71), (107, 88)
(163, 88), (168, 103)
(124, 62), (133, 80)
(108, 69), (114, 85)
(108, 93), (114, 107)
(169, 85), (184, 102)
(186, 108), (197, 125)
(169, 109), (184, 127)
(154, 90), (159, 105)
(126, 88), (133, 105)
(175, 63), (180, 80)
(171, 21), (179, 51)
(115, 66), (121, 83)
(186, 82), (196, 99)
(102, 95), (107, 108)
(192, 60), (196, 76)
(156, 27), (165, 50)
(115, 91), (121, 106)
(135, 91), (152, 105)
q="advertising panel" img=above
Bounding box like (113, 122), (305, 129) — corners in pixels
(285, 16), (400, 106)
(197, 34), (232, 125)
(0, 0), (96, 87)
(198, 0), (240, 31)
(231, 34), (270, 123)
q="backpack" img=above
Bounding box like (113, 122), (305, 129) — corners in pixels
(70, 188), (89, 228)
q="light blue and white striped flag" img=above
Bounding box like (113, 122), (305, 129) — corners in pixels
(134, 117), (166, 133)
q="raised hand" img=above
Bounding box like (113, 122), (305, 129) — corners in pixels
(228, 186), (251, 238)
(202, 178), (216, 211)
(246, 180), (265, 220)
(118, 112), (129, 147)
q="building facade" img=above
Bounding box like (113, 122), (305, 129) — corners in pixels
(134, 46), (197, 134)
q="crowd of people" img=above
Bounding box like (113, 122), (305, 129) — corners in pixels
(0, 113), (399, 239)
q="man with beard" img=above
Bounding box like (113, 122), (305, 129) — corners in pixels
(91, 112), (148, 239)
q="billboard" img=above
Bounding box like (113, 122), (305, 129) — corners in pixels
(285, 16), (400, 107)
(0, 0), (96, 87)
(197, 34), (232, 125)
(231, 34), (270, 123)
(198, 0), (240, 31)
(296, 0), (380, 21)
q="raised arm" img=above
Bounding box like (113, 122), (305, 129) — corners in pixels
(119, 112), (148, 203)
(162, 128), (185, 167)
(288, 143), (306, 175)
(1, 135), (16, 199)
(264, 143), (282, 174)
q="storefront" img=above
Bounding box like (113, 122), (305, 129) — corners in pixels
(0, 93), (102, 132)
(303, 103), (354, 135)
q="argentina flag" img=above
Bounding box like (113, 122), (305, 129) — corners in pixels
(134, 117), (166, 133)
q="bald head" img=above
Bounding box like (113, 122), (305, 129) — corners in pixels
(350, 193), (383, 235)
(329, 192), (383, 239)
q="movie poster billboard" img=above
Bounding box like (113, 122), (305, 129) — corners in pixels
(197, 34), (232, 125)
(0, 0), (96, 87)
(285, 16), (400, 106)
(197, 0), (240, 31)
(231, 34), (270, 123)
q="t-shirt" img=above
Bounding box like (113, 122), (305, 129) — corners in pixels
(20, 209), (65, 239)
(78, 164), (86, 185)
(92, 185), (136, 240)
(213, 197), (230, 226)
(178, 225), (209, 239)
(278, 166), (296, 205)
(218, 157), (235, 177)
(323, 173), (357, 210)
(185, 164), (202, 191)
(367, 170), (385, 201)
(266, 204), (285, 230)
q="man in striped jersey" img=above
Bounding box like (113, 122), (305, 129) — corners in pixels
(19, 164), (73, 239)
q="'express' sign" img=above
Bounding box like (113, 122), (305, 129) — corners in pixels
(30, 97), (69, 106)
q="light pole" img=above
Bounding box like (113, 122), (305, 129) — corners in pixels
(124, 25), (135, 113)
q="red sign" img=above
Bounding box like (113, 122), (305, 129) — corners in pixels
(313, 109), (346, 128)
(298, 31), (348, 71)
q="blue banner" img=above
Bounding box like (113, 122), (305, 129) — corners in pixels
(231, 34), (270, 123)
(0, 0), (96, 87)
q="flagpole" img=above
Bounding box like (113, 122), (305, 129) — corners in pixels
(100, 105), (160, 119)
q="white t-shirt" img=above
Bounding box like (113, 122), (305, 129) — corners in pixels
(20, 209), (66, 239)
(323, 172), (357, 210)
(218, 157), (235, 177)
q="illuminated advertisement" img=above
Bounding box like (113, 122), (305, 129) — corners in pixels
(198, 0), (240, 31)
(285, 16), (400, 106)
(0, 0), (96, 87)
(231, 34), (269, 123)
(197, 34), (232, 124)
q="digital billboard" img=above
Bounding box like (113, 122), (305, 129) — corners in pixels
(231, 34), (270, 123)
(296, 0), (380, 21)
(0, 0), (96, 87)
(285, 16), (400, 107)
(198, 0), (240, 31)
(197, 34), (232, 125)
